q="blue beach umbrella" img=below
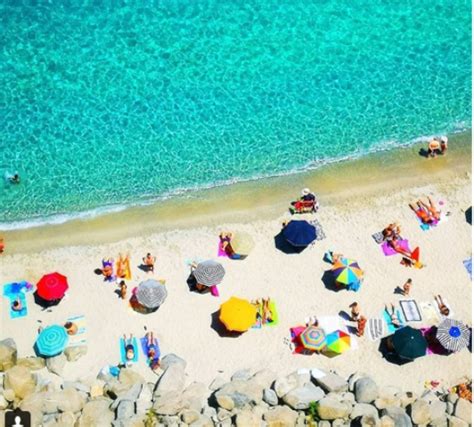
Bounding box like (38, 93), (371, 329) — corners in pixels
(35, 325), (69, 357)
(283, 220), (317, 247)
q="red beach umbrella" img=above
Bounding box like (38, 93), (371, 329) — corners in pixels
(36, 272), (69, 301)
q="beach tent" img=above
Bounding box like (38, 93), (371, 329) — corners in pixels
(283, 220), (317, 247)
(331, 258), (363, 287)
(230, 232), (255, 257)
(436, 319), (471, 352)
(300, 326), (326, 352)
(135, 279), (167, 309)
(34, 325), (69, 357)
(392, 326), (427, 360)
(219, 297), (257, 332)
(324, 330), (351, 355)
(36, 272), (69, 301)
(193, 260), (225, 286)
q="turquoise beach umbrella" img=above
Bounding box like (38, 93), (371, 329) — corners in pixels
(35, 325), (69, 357)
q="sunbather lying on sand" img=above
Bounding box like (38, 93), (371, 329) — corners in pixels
(434, 295), (450, 316)
(64, 321), (78, 335)
(262, 298), (274, 324)
(385, 304), (401, 328)
(123, 334), (135, 361)
(145, 332), (160, 370)
(409, 196), (440, 223)
(11, 297), (22, 312)
(382, 223), (401, 242)
(116, 253), (130, 278)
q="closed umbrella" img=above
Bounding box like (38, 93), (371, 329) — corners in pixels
(324, 330), (351, 355)
(331, 258), (364, 286)
(35, 325), (69, 357)
(283, 220), (317, 247)
(436, 319), (471, 352)
(36, 272), (69, 301)
(193, 260), (225, 286)
(219, 297), (257, 332)
(136, 279), (167, 309)
(230, 232), (255, 256)
(392, 326), (427, 360)
(300, 326), (326, 351)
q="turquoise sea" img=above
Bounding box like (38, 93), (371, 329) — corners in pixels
(0, 1), (471, 227)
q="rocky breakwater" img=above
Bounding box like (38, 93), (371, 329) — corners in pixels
(0, 338), (471, 426)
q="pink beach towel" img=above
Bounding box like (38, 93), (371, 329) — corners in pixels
(381, 239), (410, 256)
(210, 285), (219, 297)
(217, 241), (229, 257)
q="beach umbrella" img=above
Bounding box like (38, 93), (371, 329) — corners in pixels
(36, 272), (69, 301)
(324, 330), (351, 355)
(392, 326), (427, 360)
(135, 279), (167, 309)
(300, 326), (326, 351)
(35, 325), (69, 357)
(283, 220), (317, 247)
(331, 258), (363, 286)
(193, 260), (225, 286)
(219, 297), (257, 332)
(230, 232), (255, 256)
(436, 319), (471, 352)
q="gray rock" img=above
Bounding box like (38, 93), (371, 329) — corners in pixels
(181, 382), (208, 412)
(64, 345), (87, 362)
(263, 388), (279, 406)
(189, 414), (213, 426)
(361, 414), (382, 427)
(317, 397), (352, 420)
(76, 398), (115, 427)
(429, 400), (447, 423)
(430, 415), (448, 427)
(447, 393), (459, 404)
(62, 381), (90, 394)
(314, 372), (348, 393)
(54, 388), (87, 413)
(136, 383), (153, 414)
(453, 398), (471, 424)
(0, 394), (8, 410)
(422, 390), (440, 403)
(46, 354), (66, 376)
(264, 405), (298, 426)
(118, 368), (145, 388)
(351, 403), (379, 419)
(181, 409), (200, 424)
(209, 376), (227, 391)
(16, 357), (45, 371)
(252, 369), (277, 389)
(397, 392), (418, 408)
(4, 366), (36, 399)
(154, 363), (185, 397)
(380, 415), (396, 427)
(282, 383), (325, 410)
(332, 418), (350, 427)
(355, 377), (379, 403)
(152, 392), (184, 416)
(447, 415), (469, 427)
(348, 372), (369, 392)
(215, 379), (263, 410)
(375, 387), (403, 409)
(446, 402), (454, 416)
(273, 372), (307, 398)
(409, 399), (431, 425)
(341, 392), (356, 404)
(111, 383), (142, 410)
(231, 369), (252, 381)
(158, 415), (180, 426)
(160, 353), (187, 371)
(381, 406), (413, 427)
(235, 409), (262, 426)
(202, 405), (217, 421)
(319, 421), (332, 427)
(116, 399), (135, 420)
(0, 339), (17, 372)
(56, 411), (77, 425)
(152, 382), (207, 416)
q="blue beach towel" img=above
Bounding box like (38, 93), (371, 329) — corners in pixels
(66, 315), (87, 347)
(140, 336), (160, 366)
(3, 281), (33, 297)
(120, 337), (139, 364)
(381, 308), (405, 334)
(464, 258), (472, 279)
(8, 292), (28, 319)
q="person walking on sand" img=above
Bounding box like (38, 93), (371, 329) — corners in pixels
(349, 302), (361, 321)
(402, 279), (412, 296)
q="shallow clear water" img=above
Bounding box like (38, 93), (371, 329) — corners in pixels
(0, 0), (471, 226)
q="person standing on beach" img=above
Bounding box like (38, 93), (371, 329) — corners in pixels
(143, 253), (156, 273)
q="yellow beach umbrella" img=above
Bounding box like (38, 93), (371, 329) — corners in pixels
(230, 232), (255, 256)
(219, 297), (257, 332)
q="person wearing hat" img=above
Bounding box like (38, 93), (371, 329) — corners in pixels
(301, 188), (316, 202)
(427, 136), (448, 158)
(290, 188), (319, 214)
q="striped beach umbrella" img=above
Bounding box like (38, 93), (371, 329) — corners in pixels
(35, 325), (69, 357)
(219, 297), (257, 332)
(36, 272), (69, 300)
(283, 220), (317, 247)
(193, 260), (225, 286)
(331, 258), (363, 286)
(136, 279), (167, 309)
(230, 232), (255, 256)
(300, 326), (326, 351)
(392, 326), (427, 360)
(324, 330), (351, 355)
(436, 319), (471, 352)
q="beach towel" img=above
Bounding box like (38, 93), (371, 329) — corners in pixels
(217, 241), (229, 258)
(252, 301), (279, 329)
(433, 297), (453, 320)
(463, 258), (472, 279)
(381, 239), (410, 256)
(381, 308), (405, 334)
(65, 315), (87, 347)
(120, 337), (139, 365)
(289, 325), (307, 354)
(140, 336), (161, 366)
(399, 300), (422, 322)
(420, 326), (449, 355)
(3, 281), (33, 297)
(372, 232), (385, 245)
(210, 285), (220, 297)
(367, 318), (386, 341)
(8, 292), (28, 319)
(419, 302), (440, 325)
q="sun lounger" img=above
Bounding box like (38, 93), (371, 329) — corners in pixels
(399, 300), (422, 322)
(66, 315), (87, 347)
(381, 308), (405, 334)
(120, 337), (139, 365)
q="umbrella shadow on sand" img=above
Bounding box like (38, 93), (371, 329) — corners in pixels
(465, 207), (472, 225)
(210, 311), (243, 338)
(321, 270), (342, 292)
(274, 232), (306, 254)
(378, 337), (413, 366)
(33, 291), (61, 310)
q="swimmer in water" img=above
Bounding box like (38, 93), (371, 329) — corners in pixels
(7, 173), (20, 184)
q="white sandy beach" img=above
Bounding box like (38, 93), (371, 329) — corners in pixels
(1, 167), (471, 395)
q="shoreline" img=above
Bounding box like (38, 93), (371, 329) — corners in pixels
(1, 130), (471, 255)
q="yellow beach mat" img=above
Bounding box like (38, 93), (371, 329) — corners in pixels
(252, 300), (279, 328)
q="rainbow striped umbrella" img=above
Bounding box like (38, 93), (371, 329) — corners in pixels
(331, 258), (363, 286)
(300, 326), (326, 351)
(324, 330), (351, 355)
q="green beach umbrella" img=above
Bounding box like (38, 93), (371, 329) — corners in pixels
(392, 326), (428, 360)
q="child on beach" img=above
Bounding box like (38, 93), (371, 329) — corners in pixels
(349, 302), (361, 321)
(402, 279), (412, 296)
(142, 253), (156, 273)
